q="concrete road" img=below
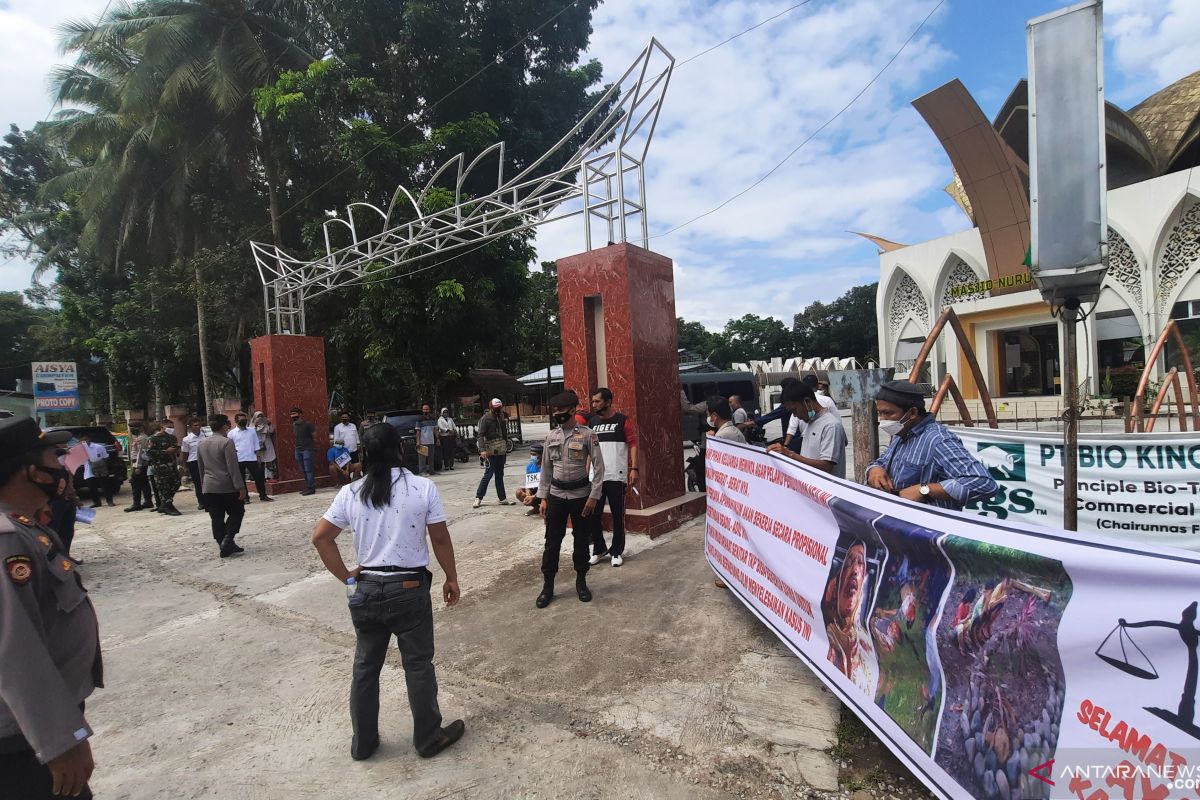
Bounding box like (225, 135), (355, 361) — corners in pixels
(74, 462), (850, 799)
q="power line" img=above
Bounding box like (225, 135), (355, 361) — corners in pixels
(676, 0), (817, 68)
(326, 0), (945, 291)
(319, 0), (827, 291)
(648, 0), (947, 242)
(264, 0), (587, 236)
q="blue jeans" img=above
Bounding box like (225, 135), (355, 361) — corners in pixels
(295, 448), (315, 491)
(476, 453), (506, 500)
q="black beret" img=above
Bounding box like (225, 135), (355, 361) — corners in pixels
(0, 418), (71, 462)
(549, 391), (579, 409)
(876, 380), (926, 411)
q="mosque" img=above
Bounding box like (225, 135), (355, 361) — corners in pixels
(874, 71), (1200, 401)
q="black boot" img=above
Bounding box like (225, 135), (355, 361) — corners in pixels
(535, 580), (554, 608)
(220, 535), (243, 556)
(161, 503), (182, 517)
(124, 504), (142, 512)
(576, 576), (592, 603)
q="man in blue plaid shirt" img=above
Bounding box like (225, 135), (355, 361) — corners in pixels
(865, 381), (998, 511)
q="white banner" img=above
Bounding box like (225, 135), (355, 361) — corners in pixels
(705, 437), (1200, 800)
(949, 426), (1200, 551)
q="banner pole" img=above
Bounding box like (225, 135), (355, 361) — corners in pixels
(1062, 301), (1080, 531)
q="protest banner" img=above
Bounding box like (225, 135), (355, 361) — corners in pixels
(705, 436), (1200, 800)
(32, 361), (80, 411)
(950, 426), (1200, 551)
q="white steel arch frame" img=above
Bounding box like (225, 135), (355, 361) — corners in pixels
(251, 39), (674, 335)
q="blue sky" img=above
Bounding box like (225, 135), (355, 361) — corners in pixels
(2, 0), (1197, 332)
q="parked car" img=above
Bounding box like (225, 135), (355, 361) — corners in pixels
(45, 426), (129, 499)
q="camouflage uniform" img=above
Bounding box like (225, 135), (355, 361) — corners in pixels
(147, 430), (181, 504)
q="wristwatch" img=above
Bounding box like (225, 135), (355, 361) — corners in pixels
(919, 483), (931, 497)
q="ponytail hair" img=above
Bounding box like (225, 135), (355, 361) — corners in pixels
(358, 421), (408, 509)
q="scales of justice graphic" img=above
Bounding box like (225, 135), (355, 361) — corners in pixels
(1096, 601), (1200, 740)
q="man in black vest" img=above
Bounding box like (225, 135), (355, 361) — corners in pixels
(586, 388), (639, 567)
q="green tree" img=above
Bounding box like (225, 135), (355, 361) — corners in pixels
(0, 292), (53, 389)
(676, 317), (717, 363)
(714, 314), (794, 367)
(792, 283), (879, 362)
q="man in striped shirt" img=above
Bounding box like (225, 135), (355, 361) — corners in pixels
(865, 381), (997, 511)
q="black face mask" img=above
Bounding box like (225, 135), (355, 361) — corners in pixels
(552, 412), (572, 425)
(30, 465), (71, 502)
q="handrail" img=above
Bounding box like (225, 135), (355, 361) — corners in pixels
(1129, 320), (1200, 432)
(906, 307), (999, 428)
(929, 373), (975, 426)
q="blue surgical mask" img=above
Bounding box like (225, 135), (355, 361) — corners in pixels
(806, 408), (817, 422)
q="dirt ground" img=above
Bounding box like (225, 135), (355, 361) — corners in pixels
(71, 458), (931, 799)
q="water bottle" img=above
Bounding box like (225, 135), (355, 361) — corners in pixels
(345, 576), (357, 598)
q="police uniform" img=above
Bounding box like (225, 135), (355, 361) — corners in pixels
(536, 423), (605, 590)
(0, 420), (103, 799)
(148, 429), (181, 509)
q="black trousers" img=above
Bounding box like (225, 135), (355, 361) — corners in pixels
(85, 476), (112, 506)
(48, 497), (77, 555)
(590, 480), (627, 557)
(349, 572), (442, 754)
(0, 704), (91, 800)
(131, 470), (153, 508)
(239, 461), (268, 498)
(202, 492), (244, 543)
(541, 495), (592, 580)
(187, 461), (204, 508)
(438, 436), (456, 470)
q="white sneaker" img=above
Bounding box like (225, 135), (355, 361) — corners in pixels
(587, 553), (606, 566)
(472, 498), (482, 508)
(611, 554), (624, 567)
(499, 499), (516, 506)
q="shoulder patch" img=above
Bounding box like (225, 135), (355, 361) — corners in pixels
(6, 555), (33, 585)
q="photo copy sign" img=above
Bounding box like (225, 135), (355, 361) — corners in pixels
(705, 437), (1200, 800)
(32, 362), (80, 411)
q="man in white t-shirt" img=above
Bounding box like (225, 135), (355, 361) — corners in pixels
(79, 432), (112, 508)
(768, 383), (847, 479)
(311, 423), (465, 763)
(332, 412), (361, 478)
(729, 395), (750, 426)
(228, 412), (273, 502)
(180, 417), (208, 511)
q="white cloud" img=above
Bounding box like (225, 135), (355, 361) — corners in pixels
(534, 0), (955, 330)
(0, 0), (111, 293)
(1105, 0), (1200, 104)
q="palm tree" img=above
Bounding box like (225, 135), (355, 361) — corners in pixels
(47, 0), (317, 415)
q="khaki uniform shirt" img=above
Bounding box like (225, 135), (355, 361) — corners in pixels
(0, 513), (102, 762)
(536, 425), (605, 501)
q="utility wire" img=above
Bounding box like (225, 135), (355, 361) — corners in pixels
(648, 0), (946, 241)
(676, 0), (817, 68)
(334, 0), (828, 291)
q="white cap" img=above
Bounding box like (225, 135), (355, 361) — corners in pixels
(490, 398), (503, 408)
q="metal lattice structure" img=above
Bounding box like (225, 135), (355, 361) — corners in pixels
(252, 39), (674, 335)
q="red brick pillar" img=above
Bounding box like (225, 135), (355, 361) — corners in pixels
(556, 243), (705, 536)
(250, 334), (332, 494)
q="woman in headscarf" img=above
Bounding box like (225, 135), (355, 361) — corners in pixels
(250, 411), (277, 478)
(823, 539), (878, 695)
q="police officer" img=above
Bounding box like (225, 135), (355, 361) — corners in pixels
(535, 391), (605, 608)
(148, 421), (182, 516)
(0, 418), (103, 799)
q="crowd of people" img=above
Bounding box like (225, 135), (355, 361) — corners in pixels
(0, 374), (1004, 796)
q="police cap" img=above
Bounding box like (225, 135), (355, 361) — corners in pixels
(0, 418), (71, 462)
(876, 380), (926, 412)
(549, 391), (579, 410)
